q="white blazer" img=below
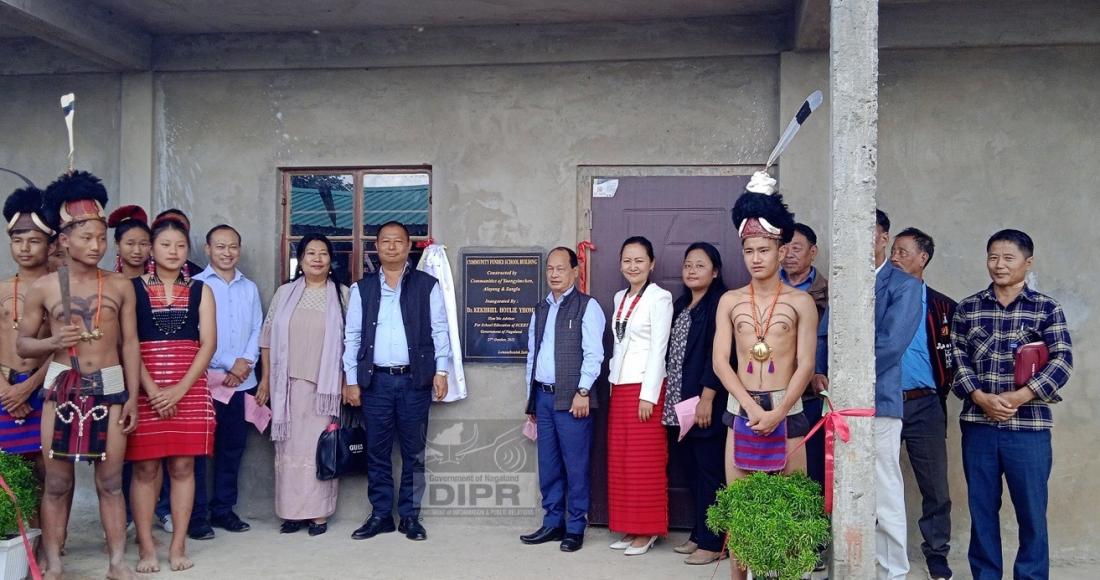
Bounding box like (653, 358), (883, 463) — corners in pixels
(608, 283), (674, 404)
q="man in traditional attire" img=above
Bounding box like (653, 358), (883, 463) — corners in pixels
(17, 171), (142, 580)
(712, 171), (818, 580)
(0, 186), (54, 459)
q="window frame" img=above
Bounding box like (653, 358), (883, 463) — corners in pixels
(279, 165), (433, 284)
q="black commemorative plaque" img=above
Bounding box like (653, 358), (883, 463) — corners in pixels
(462, 253), (542, 362)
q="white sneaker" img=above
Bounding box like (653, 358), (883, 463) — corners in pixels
(609, 535), (635, 550)
(623, 535), (658, 556)
(159, 514), (174, 533)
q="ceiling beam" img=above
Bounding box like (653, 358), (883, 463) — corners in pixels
(0, 0), (150, 71)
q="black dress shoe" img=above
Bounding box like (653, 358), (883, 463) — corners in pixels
(560, 533), (584, 552)
(520, 526), (564, 545)
(280, 520), (303, 534)
(187, 520), (216, 540)
(398, 517), (427, 541)
(210, 512), (251, 533)
(308, 522), (328, 536)
(351, 516), (395, 540)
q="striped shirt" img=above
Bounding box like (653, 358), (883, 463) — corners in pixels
(951, 284), (1073, 431)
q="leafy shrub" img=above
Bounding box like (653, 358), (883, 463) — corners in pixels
(0, 452), (39, 539)
(706, 471), (830, 580)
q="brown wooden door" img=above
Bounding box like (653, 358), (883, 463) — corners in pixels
(587, 175), (750, 528)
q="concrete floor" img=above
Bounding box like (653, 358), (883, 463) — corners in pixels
(51, 518), (1100, 580)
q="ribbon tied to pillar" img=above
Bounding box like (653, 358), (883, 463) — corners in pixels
(790, 391), (875, 513)
(576, 240), (596, 293)
(0, 471), (42, 580)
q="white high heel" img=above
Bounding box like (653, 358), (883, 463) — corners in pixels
(609, 535), (635, 550)
(623, 535), (658, 556)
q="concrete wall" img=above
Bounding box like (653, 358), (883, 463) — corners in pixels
(150, 56), (778, 523)
(780, 45), (1100, 563)
(2, 39), (1097, 564)
(0, 73), (122, 273)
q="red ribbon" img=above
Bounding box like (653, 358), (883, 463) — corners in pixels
(0, 471), (42, 580)
(415, 237), (436, 249)
(576, 241), (596, 293)
(789, 398), (875, 513)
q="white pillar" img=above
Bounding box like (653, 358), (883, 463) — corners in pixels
(828, 0), (879, 577)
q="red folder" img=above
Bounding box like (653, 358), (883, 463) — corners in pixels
(1014, 341), (1049, 386)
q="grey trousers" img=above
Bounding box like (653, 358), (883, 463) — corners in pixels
(901, 394), (953, 562)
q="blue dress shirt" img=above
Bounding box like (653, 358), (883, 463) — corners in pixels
(193, 266), (263, 391)
(901, 284), (935, 390)
(342, 268), (451, 383)
(780, 266), (816, 292)
(524, 287), (606, 391)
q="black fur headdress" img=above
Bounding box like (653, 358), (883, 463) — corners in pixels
(730, 172), (796, 245)
(4, 186), (53, 236)
(42, 170), (109, 231)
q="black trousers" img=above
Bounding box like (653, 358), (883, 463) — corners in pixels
(676, 431), (727, 552)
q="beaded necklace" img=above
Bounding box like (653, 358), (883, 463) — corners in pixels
(11, 275), (19, 330)
(614, 282), (649, 342)
(80, 270), (105, 342)
(746, 280), (783, 374)
(146, 271), (191, 336)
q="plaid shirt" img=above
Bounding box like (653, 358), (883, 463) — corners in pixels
(951, 284), (1073, 431)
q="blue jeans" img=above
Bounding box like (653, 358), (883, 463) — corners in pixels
(361, 372), (432, 519)
(534, 389), (592, 534)
(961, 422), (1052, 580)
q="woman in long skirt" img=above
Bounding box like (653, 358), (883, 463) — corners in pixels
(606, 236), (673, 556)
(256, 234), (349, 536)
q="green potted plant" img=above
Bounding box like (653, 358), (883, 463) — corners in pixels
(0, 452), (40, 580)
(707, 471), (830, 580)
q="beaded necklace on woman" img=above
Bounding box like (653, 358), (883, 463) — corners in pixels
(145, 269), (191, 335)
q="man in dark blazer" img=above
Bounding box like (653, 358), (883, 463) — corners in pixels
(520, 247), (605, 552)
(873, 210), (924, 580)
(890, 226), (958, 580)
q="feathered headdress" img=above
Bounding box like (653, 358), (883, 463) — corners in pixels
(731, 183), (796, 245)
(4, 186), (54, 236)
(42, 170), (109, 232)
(730, 90), (823, 245)
(107, 205), (148, 228)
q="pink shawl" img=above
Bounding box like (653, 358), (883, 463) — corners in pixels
(269, 277), (344, 441)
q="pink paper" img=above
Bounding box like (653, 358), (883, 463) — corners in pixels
(244, 394), (272, 433)
(522, 417), (537, 441)
(207, 371), (235, 404)
(674, 396), (701, 442)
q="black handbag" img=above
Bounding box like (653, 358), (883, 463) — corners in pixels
(316, 406), (369, 481)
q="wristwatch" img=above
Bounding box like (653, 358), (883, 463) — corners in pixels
(436, 370), (449, 377)
(577, 388), (590, 398)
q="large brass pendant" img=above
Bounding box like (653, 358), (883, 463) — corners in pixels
(750, 340), (772, 362)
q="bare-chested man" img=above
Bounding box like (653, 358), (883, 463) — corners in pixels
(713, 172), (818, 580)
(0, 186), (54, 462)
(17, 171), (140, 580)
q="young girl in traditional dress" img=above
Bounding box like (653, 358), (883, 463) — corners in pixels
(127, 214), (216, 573)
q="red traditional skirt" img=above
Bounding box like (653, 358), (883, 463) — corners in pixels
(608, 382), (668, 536)
(125, 340), (215, 461)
